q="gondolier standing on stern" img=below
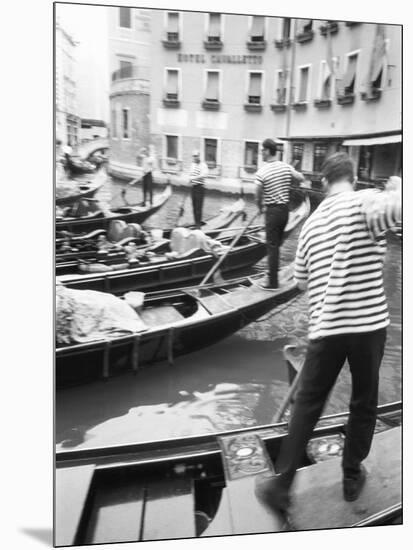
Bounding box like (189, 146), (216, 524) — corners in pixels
(255, 153), (402, 522)
(139, 147), (156, 206)
(189, 150), (209, 228)
(255, 138), (305, 289)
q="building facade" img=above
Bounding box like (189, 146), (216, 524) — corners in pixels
(108, 6), (152, 179)
(55, 19), (81, 147)
(108, 9), (401, 188)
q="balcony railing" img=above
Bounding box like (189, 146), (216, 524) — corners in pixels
(296, 29), (314, 43)
(111, 65), (149, 82)
(246, 38), (267, 51)
(274, 38), (291, 49)
(360, 88), (382, 102)
(320, 21), (339, 36)
(160, 158), (183, 173)
(162, 33), (181, 49)
(163, 94), (181, 108)
(203, 36), (223, 50)
(201, 99), (221, 110)
(314, 98), (332, 109)
(239, 165), (258, 180)
(270, 103), (287, 113)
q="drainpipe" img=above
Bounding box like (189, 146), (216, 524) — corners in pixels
(285, 18), (297, 163)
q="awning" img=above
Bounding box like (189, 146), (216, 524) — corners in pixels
(342, 135), (401, 146)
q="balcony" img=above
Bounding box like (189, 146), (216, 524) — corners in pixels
(110, 65), (150, 96)
(314, 98), (332, 109)
(162, 33), (181, 49)
(238, 165), (258, 180)
(201, 99), (220, 111)
(274, 38), (291, 49)
(163, 94), (180, 108)
(246, 38), (267, 51)
(203, 37), (223, 50)
(360, 88), (382, 102)
(160, 158), (183, 173)
(244, 100), (263, 113)
(296, 29), (314, 43)
(270, 103), (287, 113)
(292, 101), (308, 111)
(337, 93), (355, 105)
(320, 22), (339, 36)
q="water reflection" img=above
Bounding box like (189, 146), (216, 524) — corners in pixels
(56, 180), (401, 450)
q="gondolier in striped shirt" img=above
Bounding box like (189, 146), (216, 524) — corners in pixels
(255, 138), (305, 288)
(256, 153), (401, 518)
(189, 150), (209, 228)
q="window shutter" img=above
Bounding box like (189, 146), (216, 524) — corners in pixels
(205, 72), (219, 100)
(208, 13), (221, 37)
(166, 70), (179, 96)
(168, 12), (179, 33)
(299, 68), (309, 101)
(248, 73), (262, 97)
(343, 56), (357, 89)
(251, 16), (264, 38)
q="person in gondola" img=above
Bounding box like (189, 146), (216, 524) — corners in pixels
(255, 138), (305, 289)
(139, 146), (156, 206)
(189, 150), (209, 228)
(255, 153), (401, 520)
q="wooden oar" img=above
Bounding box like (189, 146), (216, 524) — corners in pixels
(273, 348), (305, 423)
(200, 210), (262, 286)
(175, 183), (190, 226)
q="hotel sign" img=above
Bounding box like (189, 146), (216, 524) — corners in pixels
(177, 53), (263, 64)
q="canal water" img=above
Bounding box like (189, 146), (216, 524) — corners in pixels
(56, 178), (402, 450)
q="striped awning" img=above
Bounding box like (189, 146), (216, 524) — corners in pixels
(342, 134), (401, 146)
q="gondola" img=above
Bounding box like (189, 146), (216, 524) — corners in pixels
(55, 196), (310, 292)
(56, 169), (106, 207)
(55, 380), (401, 545)
(56, 233), (267, 291)
(66, 156), (97, 176)
(56, 184), (172, 234)
(55, 198), (246, 253)
(56, 268), (300, 389)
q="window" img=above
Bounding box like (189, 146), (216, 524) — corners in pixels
(291, 143), (304, 170)
(205, 71), (219, 102)
(282, 18), (291, 40)
(250, 16), (265, 42)
(119, 60), (133, 79)
(166, 12), (179, 41)
(122, 109), (130, 139)
(358, 146), (373, 180)
(298, 66), (310, 102)
(247, 73), (262, 104)
(111, 109), (117, 138)
(276, 69), (289, 104)
(244, 141), (259, 168)
(204, 138), (218, 168)
(165, 69), (179, 100)
(343, 53), (358, 95)
(119, 7), (131, 29)
(166, 135), (178, 159)
(207, 13), (221, 42)
(313, 144), (329, 172)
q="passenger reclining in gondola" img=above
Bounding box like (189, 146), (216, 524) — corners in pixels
(56, 283), (147, 345)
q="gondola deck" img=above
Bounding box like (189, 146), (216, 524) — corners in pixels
(55, 401), (401, 546)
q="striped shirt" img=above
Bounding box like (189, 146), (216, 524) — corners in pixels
(255, 161), (293, 205)
(294, 188), (401, 340)
(189, 162), (209, 186)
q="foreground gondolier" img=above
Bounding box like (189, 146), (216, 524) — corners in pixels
(255, 154), (401, 521)
(255, 138), (305, 289)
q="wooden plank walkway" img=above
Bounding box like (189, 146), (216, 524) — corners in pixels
(289, 426), (401, 530)
(55, 464), (95, 547)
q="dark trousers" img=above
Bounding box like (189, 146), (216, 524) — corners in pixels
(142, 172), (153, 204)
(275, 328), (387, 492)
(191, 184), (205, 227)
(265, 204), (289, 287)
